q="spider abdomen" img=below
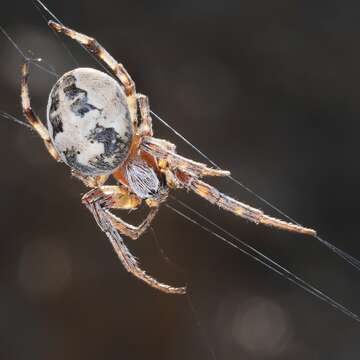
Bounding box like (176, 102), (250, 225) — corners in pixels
(47, 67), (133, 175)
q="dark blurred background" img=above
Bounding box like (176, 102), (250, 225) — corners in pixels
(1, 0), (360, 359)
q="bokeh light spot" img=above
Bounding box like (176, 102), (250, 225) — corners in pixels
(232, 296), (292, 356)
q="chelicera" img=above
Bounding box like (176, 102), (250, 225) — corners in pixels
(20, 20), (316, 294)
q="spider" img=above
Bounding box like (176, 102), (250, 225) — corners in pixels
(20, 20), (316, 295)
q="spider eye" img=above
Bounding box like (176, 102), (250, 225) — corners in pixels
(46, 67), (133, 176)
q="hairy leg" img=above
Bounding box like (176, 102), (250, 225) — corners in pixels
(141, 136), (230, 178)
(82, 186), (156, 239)
(82, 186), (186, 294)
(141, 137), (316, 235)
(107, 207), (159, 240)
(176, 172), (316, 236)
(136, 93), (153, 136)
(21, 62), (60, 161)
(48, 21), (138, 126)
(71, 171), (109, 188)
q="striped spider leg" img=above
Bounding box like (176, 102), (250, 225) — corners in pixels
(21, 60), (61, 161)
(82, 185), (186, 294)
(141, 137), (317, 236)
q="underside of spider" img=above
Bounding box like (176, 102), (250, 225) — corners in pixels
(20, 20), (316, 295)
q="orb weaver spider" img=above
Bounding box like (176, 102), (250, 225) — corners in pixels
(20, 20), (316, 295)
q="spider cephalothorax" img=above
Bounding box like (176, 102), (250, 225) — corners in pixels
(20, 20), (316, 295)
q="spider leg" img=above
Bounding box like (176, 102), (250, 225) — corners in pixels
(82, 186), (186, 295)
(136, 93), (153, 137)
(21, 62), (60, 161)
(141, 137), (316, 235)
(176, 172), (316, 236)
(71, 171), (109, 188)
(84, 186), (158, 239)
(100, 185), (143, 209)
(142, 137), (230, 178)
(108, 207), (159, 240)
(48, 21), (137, 126)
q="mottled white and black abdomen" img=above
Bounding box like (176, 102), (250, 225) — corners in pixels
(47, 67), (133, 176)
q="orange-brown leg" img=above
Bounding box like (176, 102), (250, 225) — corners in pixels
(48, 21), (138, 127)
(82, 186), (186, 294)
(21, 62), (60, 161)
(141, 136), (316, 236)
(136, 93), (153, 136)
(177, 173), (316, 236)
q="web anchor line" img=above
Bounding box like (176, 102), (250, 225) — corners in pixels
(166, 201), (360, 323)
(149, 110), (360, 272)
